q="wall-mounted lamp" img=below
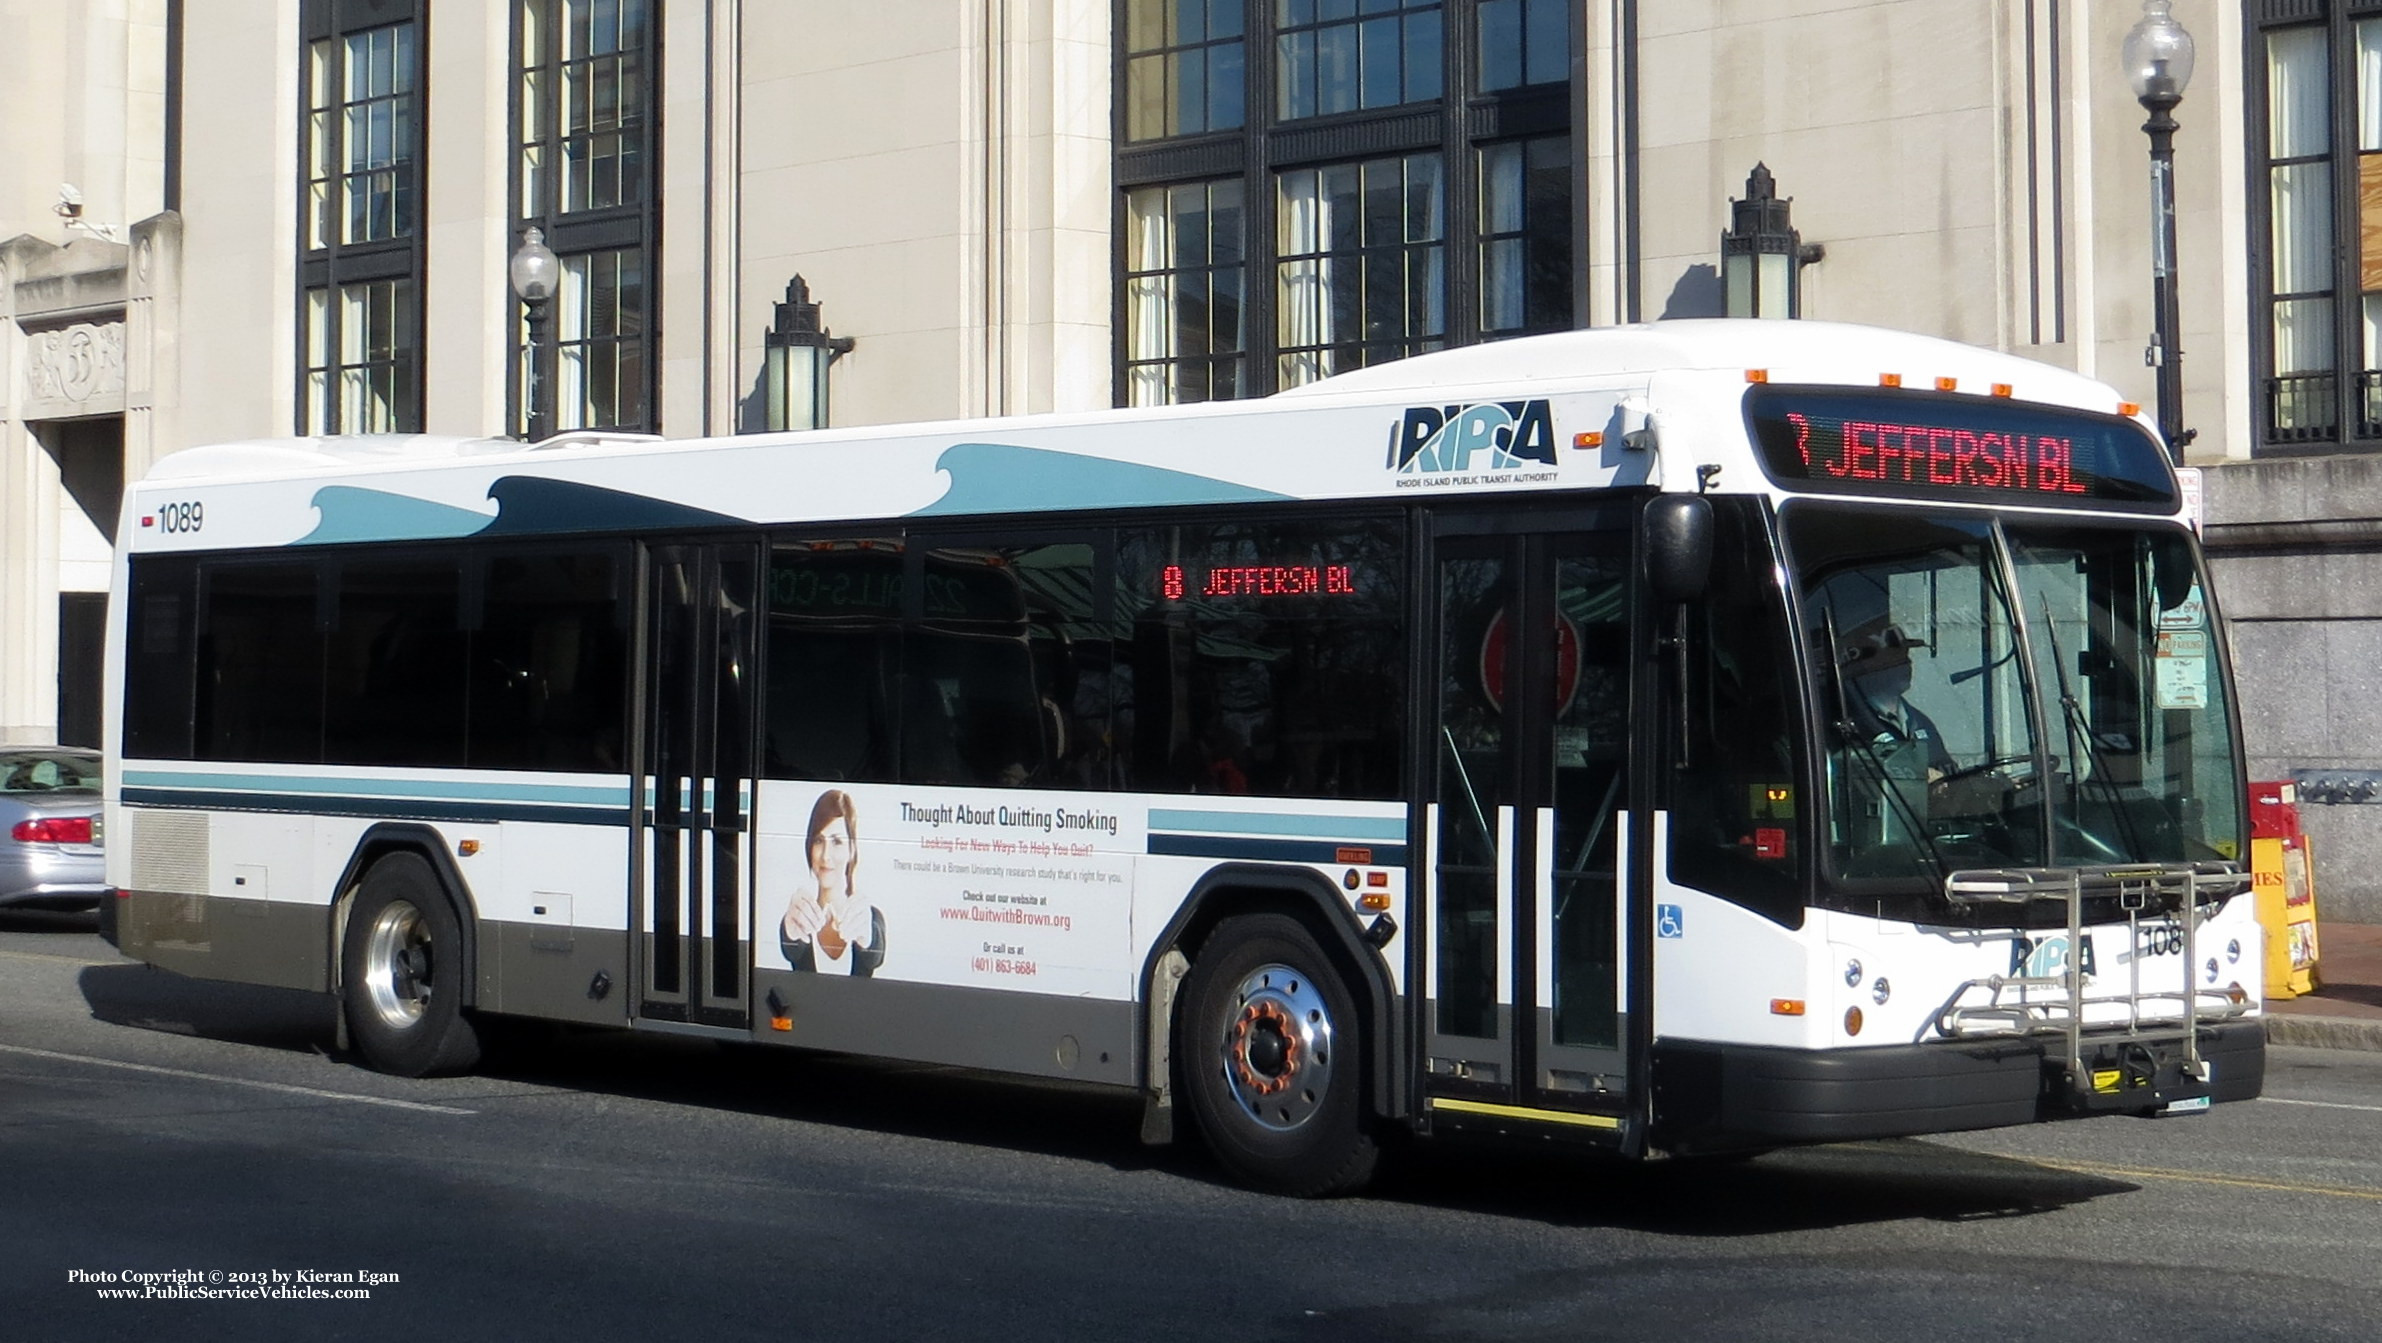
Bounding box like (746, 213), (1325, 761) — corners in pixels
(1720, 164), (1824, 320)
(764, 275), (855, 432)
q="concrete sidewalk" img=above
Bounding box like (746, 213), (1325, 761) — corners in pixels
(2260, 920), (2382, 1051)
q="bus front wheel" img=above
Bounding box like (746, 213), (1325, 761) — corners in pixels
(1177, 914), (1378, 1197)
(340, 853), (482, 1077)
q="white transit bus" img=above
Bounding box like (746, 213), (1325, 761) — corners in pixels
(101, 320), (2262, 1195)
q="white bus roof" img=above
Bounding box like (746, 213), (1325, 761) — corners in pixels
(125, 321), (2166, 551)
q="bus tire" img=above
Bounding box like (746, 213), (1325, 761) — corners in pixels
(340, 852), (481, 1078)
(1178, 913), (1378, 1197)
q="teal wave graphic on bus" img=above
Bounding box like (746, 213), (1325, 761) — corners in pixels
(912, 442), (1293, 516)
(301, 486), (496, 544)
(302, 478), (745, 544)
(1391, 400), (1557, 474)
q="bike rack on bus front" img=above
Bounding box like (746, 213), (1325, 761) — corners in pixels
(1931, 862), (2252, 1108)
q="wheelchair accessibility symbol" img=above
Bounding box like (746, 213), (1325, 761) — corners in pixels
(1656, 904), (1684, 939)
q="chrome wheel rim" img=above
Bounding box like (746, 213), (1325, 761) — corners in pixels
(1217, 962), (1335, 1132)
(361, 899), (433, 1029)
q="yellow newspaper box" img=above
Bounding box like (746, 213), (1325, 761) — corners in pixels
(2250, 781), (2320, 998)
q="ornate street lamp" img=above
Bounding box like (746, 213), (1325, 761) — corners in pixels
(2123, 0), (2196, 457)
(763, 275), (855, 432)
(1720, 164), (1823, 320)
(509, 226), (560, 442)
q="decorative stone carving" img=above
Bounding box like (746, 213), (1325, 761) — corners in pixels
(27, 321), (125, 406)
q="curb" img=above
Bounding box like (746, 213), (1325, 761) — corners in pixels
(2262, 1013), (2382, 1052)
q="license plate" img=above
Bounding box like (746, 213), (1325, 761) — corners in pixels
(2158, 1095), (2212, 1116)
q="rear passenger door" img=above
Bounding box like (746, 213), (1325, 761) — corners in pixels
(637, 539), (763, 1029)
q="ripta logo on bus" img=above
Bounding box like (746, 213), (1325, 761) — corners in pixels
(2012, 933), (2098, 983)
(1389, 400), (1558, 475)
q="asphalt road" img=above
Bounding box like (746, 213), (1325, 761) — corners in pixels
(4, 908), (2379, 1342)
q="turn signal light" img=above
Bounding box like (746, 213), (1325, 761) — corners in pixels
(1844, 1006), (1865, 1036)
(1359, 892), (1392, 912)
(2226, 982), (2249, 1005)
(1769, 998), (1806, 1016)
(11, 816), (92, 844)
(1574, 431), (1604, 449)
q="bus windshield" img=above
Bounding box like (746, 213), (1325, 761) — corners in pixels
(1783, 503), (2243, 894)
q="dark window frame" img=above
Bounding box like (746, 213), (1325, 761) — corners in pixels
(297, 0), (427, 435)
(511, 0), (662, 435)
(2245, 0), (2382, 453)
(1111, 0), (1575, 406)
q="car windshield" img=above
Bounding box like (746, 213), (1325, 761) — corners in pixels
(1784, 504), (2243, 890)
(0, 751), (101, 792)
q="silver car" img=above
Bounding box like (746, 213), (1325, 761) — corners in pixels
(0, 747), (106, 910)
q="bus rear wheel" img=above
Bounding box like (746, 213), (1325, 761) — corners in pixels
(1178, 914), (1378, 1197)
(341, 853), (481, 1077)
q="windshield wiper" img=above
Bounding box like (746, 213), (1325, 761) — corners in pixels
(2033, 595), (2145, 857)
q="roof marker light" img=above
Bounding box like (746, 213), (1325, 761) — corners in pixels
(1745, 369), (1769, 384)
(1991, 383), (2014, 398)
(1935, 376), (1959, 392)
(1879, 373), (1903, 388)
(2120, 401), (2142, 417)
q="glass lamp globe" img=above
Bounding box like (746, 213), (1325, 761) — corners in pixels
(2122, 0), (2195, 101)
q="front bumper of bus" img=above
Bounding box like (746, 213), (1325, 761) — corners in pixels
(1649, 1020), (2264, 1153)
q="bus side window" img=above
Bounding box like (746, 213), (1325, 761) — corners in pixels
(195, 562), (326, 765)
(1668, 498), (1807, 927)
(470, 549), (629, 773)
(906, 538), (1109, 789)
(764, 541), (903, 784)
(1114, 519), (1404, 800)
(325, 558), (470, 768)
(123, 555), (199, 760)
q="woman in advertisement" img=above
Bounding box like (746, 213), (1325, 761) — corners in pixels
(781, 789), (887, 976)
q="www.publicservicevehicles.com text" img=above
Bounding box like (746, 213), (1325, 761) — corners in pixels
(70, 1269), (397, 1301)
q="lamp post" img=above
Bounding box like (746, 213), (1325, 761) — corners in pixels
(509, 226), (560, 442)
(2124, 0), (2196, 458)
(763, 275), (855, 432)
(1720, 164), (1823, 319)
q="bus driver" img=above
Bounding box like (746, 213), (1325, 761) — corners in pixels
(1841, 622), (1951, 783)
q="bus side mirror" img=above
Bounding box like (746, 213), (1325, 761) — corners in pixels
(2152, 542), (2194, 613)
(1644, 495), (1714, 603)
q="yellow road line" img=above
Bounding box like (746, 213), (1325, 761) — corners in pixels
(0, 947), (119, 967)
(2024, 1156), (2382, 1204)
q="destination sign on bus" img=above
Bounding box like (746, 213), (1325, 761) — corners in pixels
(1746, 385), (2176, 509)
(1161, 563), (1357, 600)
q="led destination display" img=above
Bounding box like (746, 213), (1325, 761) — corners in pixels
(1746, 385), (2176, 509)
(1161, 563), (1359, 600)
